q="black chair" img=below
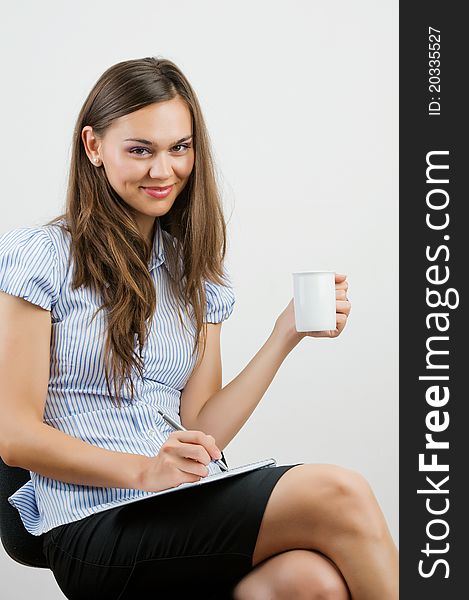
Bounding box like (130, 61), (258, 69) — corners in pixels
(0, 457), (48, 568)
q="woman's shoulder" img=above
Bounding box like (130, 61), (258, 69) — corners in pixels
(0, 218), (70, 253)
(0, 219), (69, 311)
(204, 272), (236, 323)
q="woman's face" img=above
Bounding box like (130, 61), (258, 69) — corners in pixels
(82, 97), (195, 241)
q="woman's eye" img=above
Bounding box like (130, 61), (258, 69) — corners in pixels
(172, 143), (192, 153)
(129, 147), (151, 156)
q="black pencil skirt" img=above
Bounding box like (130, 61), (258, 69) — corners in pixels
(42, 464), (303, 600)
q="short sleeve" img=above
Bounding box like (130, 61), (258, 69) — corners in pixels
(204, 276), (236, 324)
(0, 226), (60, 311)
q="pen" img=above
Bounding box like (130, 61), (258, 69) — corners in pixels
(156, 407), (229, 471)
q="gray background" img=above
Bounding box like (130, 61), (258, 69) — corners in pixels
(0, 0), (398, 596)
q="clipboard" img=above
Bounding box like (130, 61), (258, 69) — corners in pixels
(117, 458), (277, 505)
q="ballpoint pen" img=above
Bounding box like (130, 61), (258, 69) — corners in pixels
(156, 407), (229, 471)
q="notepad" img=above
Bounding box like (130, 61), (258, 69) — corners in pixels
(119, 458), (277, 505)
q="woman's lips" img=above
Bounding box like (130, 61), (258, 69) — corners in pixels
(141, 185), (174, 199)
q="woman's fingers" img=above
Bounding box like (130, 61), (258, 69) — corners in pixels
(336, 312), (348, 325)
(325, 313), (348, 338)
(336, 279), (349, 303)
(336, 300), (352, 315)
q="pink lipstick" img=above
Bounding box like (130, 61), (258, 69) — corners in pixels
(141, 185), (174, 199)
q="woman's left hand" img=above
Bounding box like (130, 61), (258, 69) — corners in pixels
(274, 274), (351, 345)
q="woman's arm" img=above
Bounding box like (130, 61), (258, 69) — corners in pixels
(0, 292), (148, 490)
(191, 327), (299, 451)
(192, 275), (351, 450)
(4, 421), (149, 490)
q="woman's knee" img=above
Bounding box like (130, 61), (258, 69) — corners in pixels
(273, 550), (350, 600)
(233, 549), (350, 600)
(323, 465), (374, 501)
(318, 464), (385, 538)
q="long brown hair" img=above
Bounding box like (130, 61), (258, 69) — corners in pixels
(46, 56), (231, 409)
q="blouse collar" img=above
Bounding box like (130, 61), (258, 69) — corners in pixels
(148, 218), (166, 271)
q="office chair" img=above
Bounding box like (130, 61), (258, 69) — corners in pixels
(0, 457), (48, 568)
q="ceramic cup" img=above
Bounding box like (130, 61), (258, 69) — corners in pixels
(292, 271), (336, 332)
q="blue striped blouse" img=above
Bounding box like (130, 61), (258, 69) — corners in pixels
(0, 218), (235, 536)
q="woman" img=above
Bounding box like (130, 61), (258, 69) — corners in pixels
(0, 57), (397, 599)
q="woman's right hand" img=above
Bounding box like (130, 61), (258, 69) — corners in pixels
(138, 430), (223, 493)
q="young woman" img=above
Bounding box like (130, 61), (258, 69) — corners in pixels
(0, 57), (397, 599)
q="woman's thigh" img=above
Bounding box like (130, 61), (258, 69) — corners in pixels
(251, 463), (379, 566)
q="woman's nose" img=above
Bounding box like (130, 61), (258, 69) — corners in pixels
(148, 153), (173, 180)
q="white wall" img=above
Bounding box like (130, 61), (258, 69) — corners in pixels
(0, 1), (398, 596)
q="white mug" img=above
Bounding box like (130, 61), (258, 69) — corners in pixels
(292, 271), (336, 332)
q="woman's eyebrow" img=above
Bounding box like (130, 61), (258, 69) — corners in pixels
(123, 135), (193, 146)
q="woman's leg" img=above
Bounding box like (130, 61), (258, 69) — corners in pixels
(240, 463), (398, 600)
(233, 549), (350, 600)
